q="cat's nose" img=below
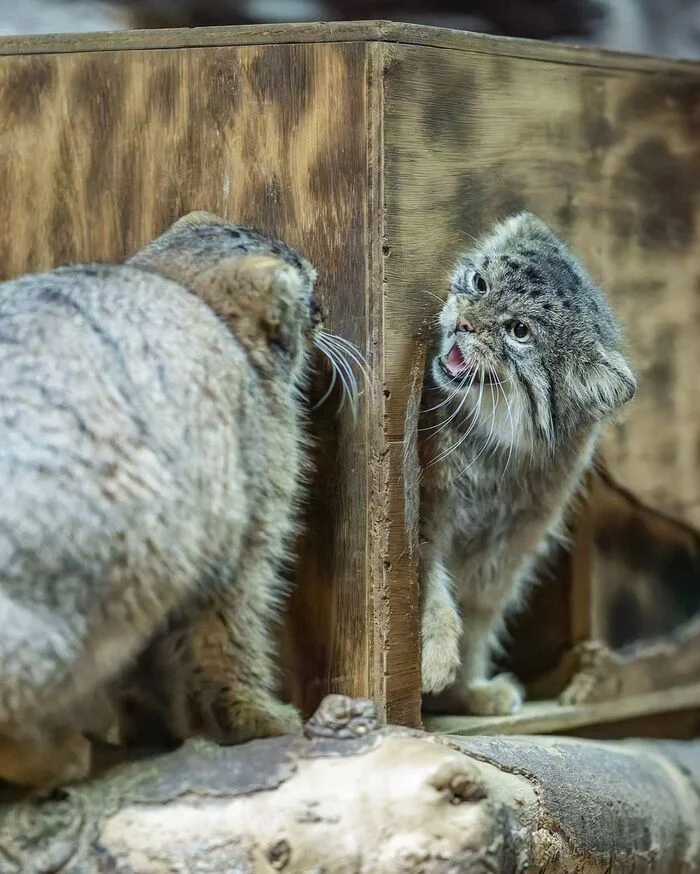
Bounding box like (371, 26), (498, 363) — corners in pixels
(456, 317), (475, 333)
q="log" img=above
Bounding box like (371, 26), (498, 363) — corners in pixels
(3, 695), (700, 873)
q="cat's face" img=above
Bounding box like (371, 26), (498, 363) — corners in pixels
(433, 212), (636, 451)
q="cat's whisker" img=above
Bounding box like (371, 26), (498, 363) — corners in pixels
(315, 335), (357, 419)
(454, 228), (480, 244)
(458, 369), (497, 477)
(421, 386), (462, 415)
(424, 290), (446, 305)
(419, 370), (476, 433)
(317, 339), (355, 403)
(321, 332), (373, 393)
(484, 371), (511, 389)
(484, 374), (501, 460)
(421, 367), (473, 415)
(311, 360), (338, 411)
(318, 334), (361, 403)
(428, 372), (484, 466)
(493, 368), (515, 482)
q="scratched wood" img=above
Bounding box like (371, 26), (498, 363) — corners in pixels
(3, 23), (700, 734)
(0, 42), (388, 721)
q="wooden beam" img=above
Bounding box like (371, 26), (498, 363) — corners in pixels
(0, 20), (698, 76)
(424, 681), (700, 736)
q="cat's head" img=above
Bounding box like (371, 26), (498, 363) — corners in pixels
(432, 212), (636, 452)
(131, 212), (368, 412)
(129, 212), (323, 386)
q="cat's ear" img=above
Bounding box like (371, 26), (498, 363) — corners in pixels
(569, 346), (636, 416)
(170, 211), (228, 231)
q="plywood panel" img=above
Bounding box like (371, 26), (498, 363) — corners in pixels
(382, 42), (700, 530)
(0, 42), (376, 717)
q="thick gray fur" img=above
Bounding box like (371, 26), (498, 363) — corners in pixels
(419, 212), (636, 715)
(0, 211), (320, 786)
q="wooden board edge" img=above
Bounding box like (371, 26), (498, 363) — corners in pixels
(422, 682), (700, 736)
(1, 20), (700, 79)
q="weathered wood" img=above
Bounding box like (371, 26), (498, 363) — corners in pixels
(3, 22), (700, 732)
(0, 41), (383, 721)
(381, 40), (700, 527)
(3, 695), (700, 873)
(379, 37), (700, 723)
(588, 468), (700, 650)
(2, 19), (700, 74)
(424, 681), (700, 736)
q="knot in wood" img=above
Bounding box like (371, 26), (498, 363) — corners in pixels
(304, 694), (378, 739)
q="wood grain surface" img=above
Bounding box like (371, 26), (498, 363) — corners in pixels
(381, 43), (700, 534)
(0, 42), (382, 720)
(3, 24), (700, 731)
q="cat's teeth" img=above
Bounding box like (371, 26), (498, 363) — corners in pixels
(445, 344), (467, 375)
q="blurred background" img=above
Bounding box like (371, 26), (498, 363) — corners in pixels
(2, 0), (700, 60)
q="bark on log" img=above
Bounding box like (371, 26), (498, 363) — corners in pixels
(3, 695), (700, 873)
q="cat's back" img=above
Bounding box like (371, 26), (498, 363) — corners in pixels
(0, 263), (252, 599)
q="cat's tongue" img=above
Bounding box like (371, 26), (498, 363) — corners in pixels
(445, 344), (467, 375)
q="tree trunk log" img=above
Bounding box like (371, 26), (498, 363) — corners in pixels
(2, 695), (700, 873)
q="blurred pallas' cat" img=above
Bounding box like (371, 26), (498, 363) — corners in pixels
(0, 211), (365, 788)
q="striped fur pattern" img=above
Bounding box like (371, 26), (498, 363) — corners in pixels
(0, 212), (321, 788)
(419, 212), (636, 715)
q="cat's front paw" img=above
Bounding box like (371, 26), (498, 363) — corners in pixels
(465, 674), (524, 716)
(421, 636), (461, 693)
(247, 698), (304, 740)
(421, 605), (461, 694)
(220, 692), (303, 744)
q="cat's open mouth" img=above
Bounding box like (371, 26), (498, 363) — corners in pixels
(439, 344), (494, 385)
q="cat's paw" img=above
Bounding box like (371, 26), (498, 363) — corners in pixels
(421, 605), (461, 694)
(214, 691), (303, 744)
(247, 698), (304, 739)
(422, 639), (460, 694)
(0, 731), (92, 790)
(465, 674), (524, 716)
(559, 642), (620, 706)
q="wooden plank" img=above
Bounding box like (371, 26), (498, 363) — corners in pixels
(381, 441), (421, 725)
(565, 708), (700, 740)
(366, 46), (422, 727)
(571, 473), (596, 643)
(0, 42), (377, 719)
(381, 42), (700, 533)
(1, 20), (700, 76)
(424, 682), (700, 736)
(588, 468), (700, 651)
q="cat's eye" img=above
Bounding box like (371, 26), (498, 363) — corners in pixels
(508, 321), (531, 342)
(470, 270), (489, 295)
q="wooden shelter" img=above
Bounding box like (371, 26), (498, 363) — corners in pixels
(2, 28), (700, 863)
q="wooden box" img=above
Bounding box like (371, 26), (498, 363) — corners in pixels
(2, 21), (700, 734)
